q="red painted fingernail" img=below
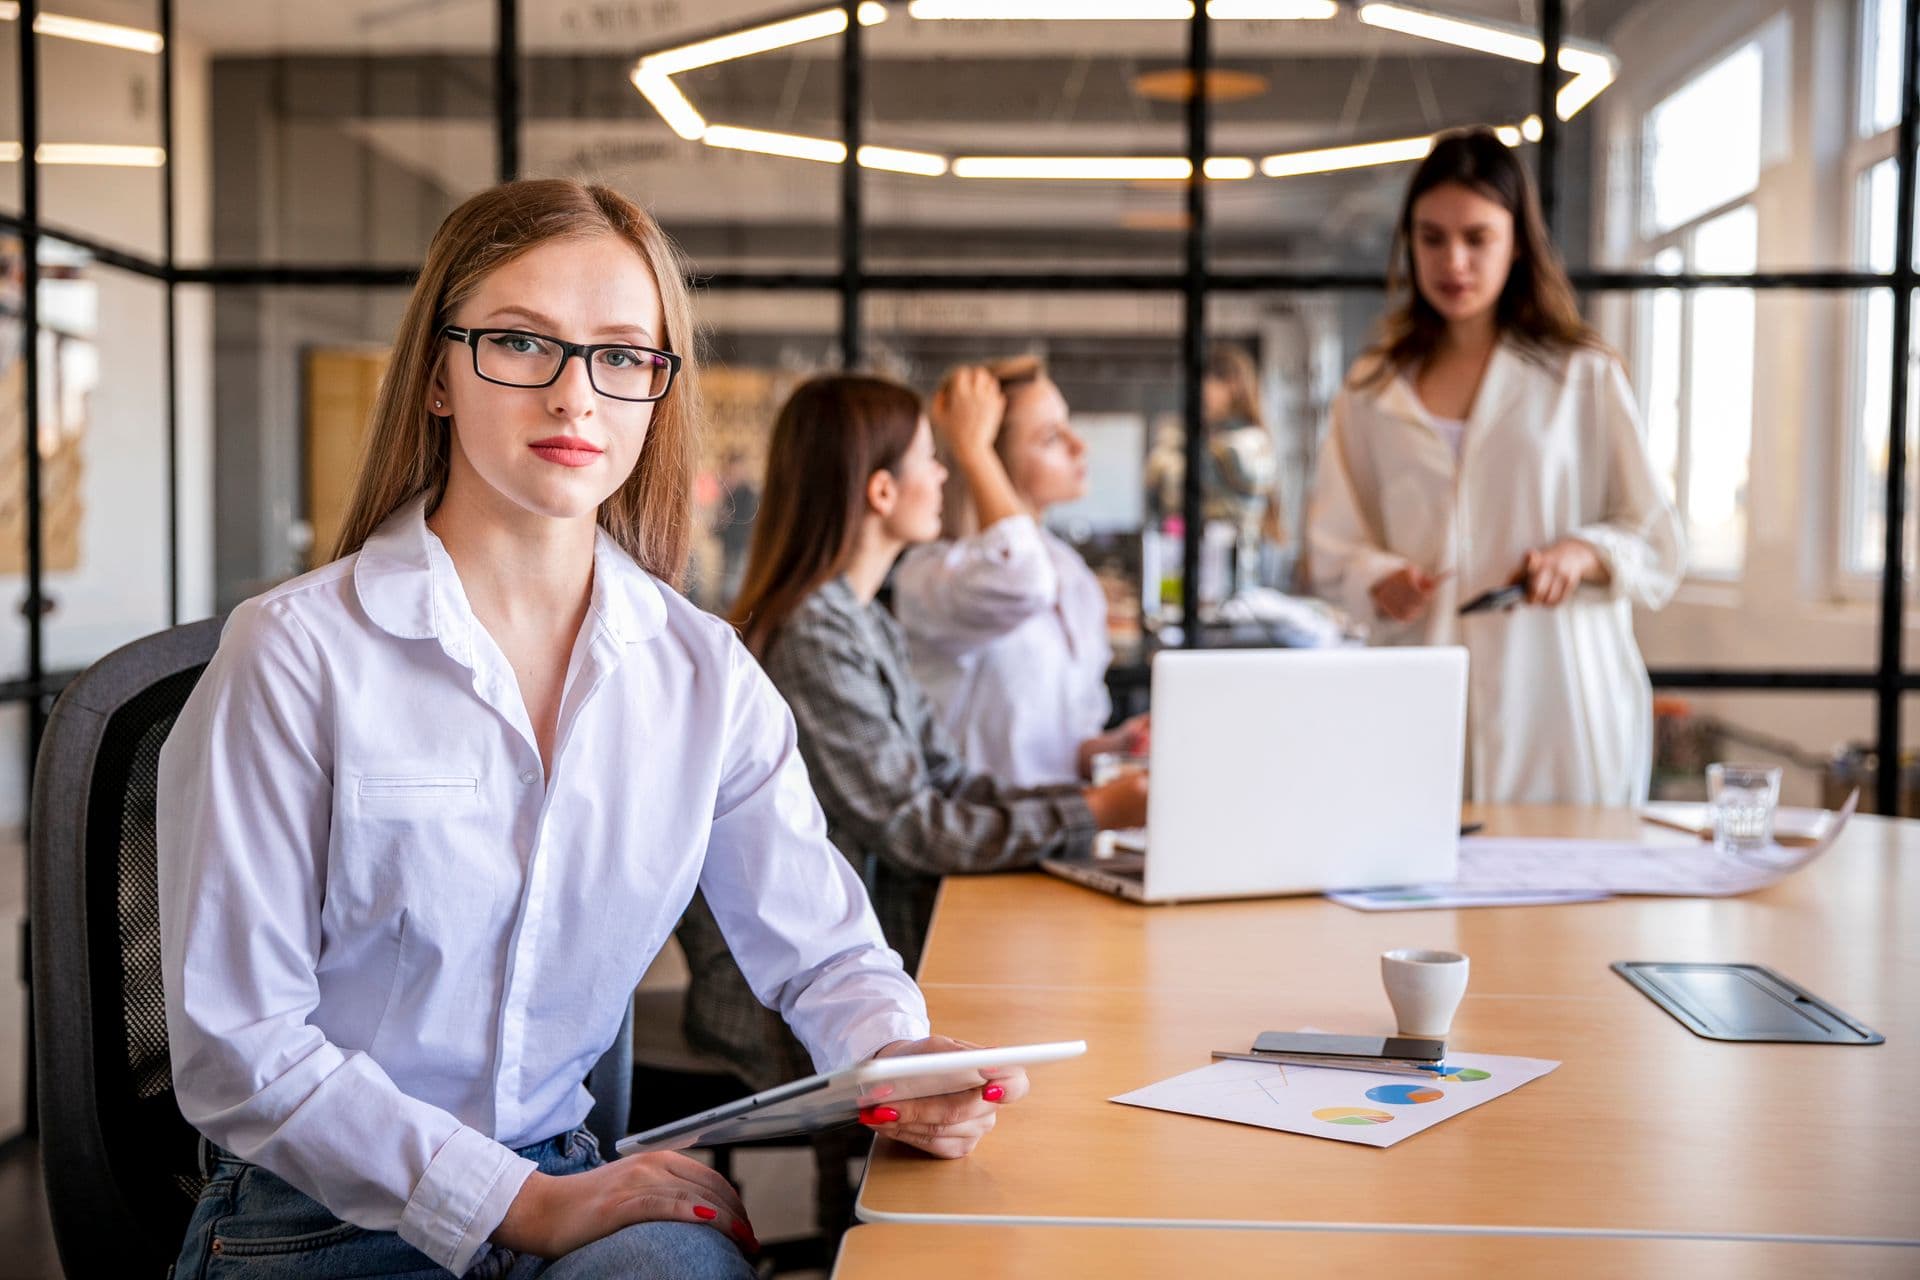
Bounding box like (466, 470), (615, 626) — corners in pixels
(731, 1220), (751, 1240)
(983, 1084), (1005, 1102)
(861, 1105), (900, 1124)
(693, 1205), (717, 1221)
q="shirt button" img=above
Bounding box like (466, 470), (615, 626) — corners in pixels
(519, 770), (538, 785)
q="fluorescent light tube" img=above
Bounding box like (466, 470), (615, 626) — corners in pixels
(1358, 3), (1542, 61)
(36, 143), (167, 166)
(629, 67), (707, 140)
(1555, 48), (1617, 120)
(33, 11), (165, 53)
(703, 125), (847, 164)
(910, 1), (1194, 17)
(1260, 134), (1433, 178)
(640, 5), (881, 77)
(1208, 0), (1337, 17)
(953, 156), (1194, 179)
(1359, 4), (1618, 119)
(857, 144), (950, 176)
(1202, 156), (1257, 179)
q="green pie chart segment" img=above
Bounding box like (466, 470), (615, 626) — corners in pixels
(1419, 1065), (1492, 1082)
(1313, 1107), (1394, 1126)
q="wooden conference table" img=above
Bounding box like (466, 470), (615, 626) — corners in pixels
(856, 805), (1920, 1250)
(831, 1225), (1920, 1279)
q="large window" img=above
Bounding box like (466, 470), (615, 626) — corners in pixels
(1847, 0), (1918, 583)
(1633, 40), (1764, 579)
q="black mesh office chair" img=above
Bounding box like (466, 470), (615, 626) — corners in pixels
(29, 619), (633, 1277)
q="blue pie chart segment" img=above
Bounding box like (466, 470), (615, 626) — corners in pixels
(1364, 1083), (1446, 1105)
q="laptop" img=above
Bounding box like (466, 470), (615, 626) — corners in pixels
(1042, 647), (1468, 903)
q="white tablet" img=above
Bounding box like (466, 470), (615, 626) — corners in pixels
(612, 1040), (1087, 1156)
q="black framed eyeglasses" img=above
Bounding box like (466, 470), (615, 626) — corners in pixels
(441, 326), (681, 403)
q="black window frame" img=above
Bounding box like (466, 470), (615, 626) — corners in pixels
(0, 0), (1914, 803)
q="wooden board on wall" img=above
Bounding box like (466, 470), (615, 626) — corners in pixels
(305, 348), (389, 569)
(0, 356), (84, 574)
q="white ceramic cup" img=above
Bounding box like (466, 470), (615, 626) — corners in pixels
(1381, 948), (1470, 1038)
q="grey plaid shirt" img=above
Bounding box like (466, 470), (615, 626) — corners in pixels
(679, 576), (1095, 1085)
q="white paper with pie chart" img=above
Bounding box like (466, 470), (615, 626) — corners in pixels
(1110, 1050), (1560, 1148)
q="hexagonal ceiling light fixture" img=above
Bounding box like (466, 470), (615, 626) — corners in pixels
(628, 0), (1613, 181)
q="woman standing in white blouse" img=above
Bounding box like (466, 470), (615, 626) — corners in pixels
(1307, 127), (1685, 806)
(892, 359), (1147, 787)
(156, 180), (1024, 1280)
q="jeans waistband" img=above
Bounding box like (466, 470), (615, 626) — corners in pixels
(198, 1127), (588, 1179)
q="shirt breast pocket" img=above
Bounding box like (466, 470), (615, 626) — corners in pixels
(335, 773), (494, 924)
(355, 775), (479, 809)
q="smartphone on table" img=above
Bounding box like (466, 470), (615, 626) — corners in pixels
(1250, 1032), (1445, 1063)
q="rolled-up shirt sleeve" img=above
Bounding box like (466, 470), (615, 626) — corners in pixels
(158, 599), (533, 1276)
(1306, 391), (1411, 622)
(892, 514), (1060, 655)
(1570, 357), (1686, 610)
(698, 636), (930, 1070)
(768, 609), (1095, 882)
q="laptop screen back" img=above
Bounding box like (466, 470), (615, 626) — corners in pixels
(1140, 648), (1467, 901)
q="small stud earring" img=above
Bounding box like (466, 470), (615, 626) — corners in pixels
(434, 400), (444, 409)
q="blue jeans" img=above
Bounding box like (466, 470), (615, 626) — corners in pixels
(172, 1126), (756, 1280)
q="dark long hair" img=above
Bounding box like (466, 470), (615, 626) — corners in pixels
(729, 374), (923, 657)
(1354, 126), (1598, 389)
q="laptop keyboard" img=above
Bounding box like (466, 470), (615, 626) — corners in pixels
(1058, 849), (1146, 881)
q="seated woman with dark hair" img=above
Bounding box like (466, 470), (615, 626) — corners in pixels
(678, 374), (1146, 1099)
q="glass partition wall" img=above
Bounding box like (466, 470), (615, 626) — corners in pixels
(1, 0), (1917, 1144)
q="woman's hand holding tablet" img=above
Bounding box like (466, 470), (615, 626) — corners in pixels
(615, 1038), (1085, 1157)
(860, 1035), (1035, 1158)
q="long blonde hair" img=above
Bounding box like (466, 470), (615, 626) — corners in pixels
(330, 179), (701, 583)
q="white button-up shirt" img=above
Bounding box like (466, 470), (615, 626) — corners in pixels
(1307, 343), (1683, 805)
(892, 514), (1113, 787)
(158, 497), (927, 1275)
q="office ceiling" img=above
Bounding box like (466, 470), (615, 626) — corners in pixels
(150, 0), (1651, 267)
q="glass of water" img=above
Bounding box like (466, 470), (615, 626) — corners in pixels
(1707, 763), (1783, 855)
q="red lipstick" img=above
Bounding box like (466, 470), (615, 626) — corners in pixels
(529, 435), (603, 468)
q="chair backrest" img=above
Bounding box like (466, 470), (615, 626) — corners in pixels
(32, 618), (225, 1276)
(30, 619), (633, 1275)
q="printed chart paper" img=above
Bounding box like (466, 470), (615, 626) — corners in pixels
(1326, 886), (1611, 912)
(1111, 1051), (1560, 1148)
(1329, 792), (1857, 910)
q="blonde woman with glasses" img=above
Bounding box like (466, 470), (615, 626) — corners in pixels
(891, 359), (1149, 788)
(157, 180), (1024, 1280)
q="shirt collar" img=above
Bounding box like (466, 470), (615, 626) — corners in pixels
(587, 523), (669, 644)
(353, 495), (669, 657)
(1376, 336), (1526, 433)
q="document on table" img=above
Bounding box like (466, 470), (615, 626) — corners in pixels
(1641, 801), (1835, 844)
(1328, 792), (1856, 909)
(1326, 885), (1611, 912)
(1112, 1050), (1560, 1149)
